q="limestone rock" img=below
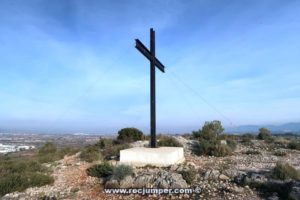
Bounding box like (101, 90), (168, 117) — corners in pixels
(155, 178), (169, 189)
(133, 175), (153, 188)
(204, 169), (220, 180)
(170, 173), (188, 188)
(219, 174), (230, 180)
(119, 176), (133, 189)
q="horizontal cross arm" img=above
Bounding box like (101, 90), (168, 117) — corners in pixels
(135, 39), (165, 73)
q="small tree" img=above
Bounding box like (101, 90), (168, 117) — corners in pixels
(117, 128), (143, 142)
(193, 120), (224, 141)
(192, 121), (234, 157)
(257, 128), (271, 140)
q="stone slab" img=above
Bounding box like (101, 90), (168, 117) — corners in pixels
(119, 147), (185, 167)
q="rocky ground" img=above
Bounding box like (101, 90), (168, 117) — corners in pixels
(2, 137), (300, 200)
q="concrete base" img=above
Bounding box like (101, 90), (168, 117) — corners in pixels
(119, 147), (185, 167)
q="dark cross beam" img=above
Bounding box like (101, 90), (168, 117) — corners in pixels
(135, 28), (166, 148)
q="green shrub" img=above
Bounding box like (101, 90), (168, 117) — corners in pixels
(244, 150), (261, 155)
(86, 162), (113, 178)
(257, 128), (271, 140)
(193, 139), (216, 156)
(96, 138), (114, 149)
(212, 144), (232, 157)
(113, 164), (133, 181)
(117, 128), (144, 142)
(0, 160), (47, 176)
(158, 136), (182, 147)
(274, 151), (287, 157)
(0, 173), (54, 196)
(38, 142), (57, 155)
(80, 145), (102, 162)
(193, 140), (232, 157)
(37, 143), (78, 163)
(226, 139), (237, 150)
(192, 121), (235, 157)
(180, 169), (196, 185)
(58, 147), (79, 156)
(288, 141), (300, 150)
(249, 181), (294, 200)
(0, 143), (78, 197)
(103, 143), (131, 159)
(272, 162), (300, 180)
(37, 154), (59, 163)
(193, 120), (224, 140)
(0, 158), (53, 197)
(241, 133), (255, 143)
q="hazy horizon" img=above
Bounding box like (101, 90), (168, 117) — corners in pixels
(1, 0), (300, 133)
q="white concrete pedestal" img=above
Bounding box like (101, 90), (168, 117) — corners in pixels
(119, 147), (185, 167)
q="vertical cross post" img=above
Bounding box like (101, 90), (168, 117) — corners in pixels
(150, 28), (156, 148)
(135, 28), (165, 148)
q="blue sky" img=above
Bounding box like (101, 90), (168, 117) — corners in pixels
(0, 0), (300, 134)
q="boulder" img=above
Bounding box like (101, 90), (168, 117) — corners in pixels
(133, 175), (153, 188)
(155, 178), (169, 189)
(204, 169), (220, 180)
(170, 173), (188, 188)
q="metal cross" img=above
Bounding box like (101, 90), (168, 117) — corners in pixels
(135, 28), (166, 148)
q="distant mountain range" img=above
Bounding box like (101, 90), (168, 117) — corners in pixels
(225, 122), (300, 134)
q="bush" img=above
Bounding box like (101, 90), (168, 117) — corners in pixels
(0, 158), (53, 196)
(117, 128), (144, 142)
(96, 138), (114, 149)
(80, 145), (102, 162)
(288, 141), (300, 150)
(192, 121), (235, 157)
(158, 136), (182, 147)
(212, 144), (233, 157)
(180, 169), (196, 185)
(257, 128), (271, 140)
(58, 147), (79, 156)
(193, 120), (224, 140)
(193, 139), (216, 156)
(193, 140), (232, 157)
(113, 164), (133, 181)
(0, 173), (54, 196)
(86, 162), (113, 178)
(38, 142), (57, 155)
(37, 143), (78, 163)
(226, 139), (237, 150)
(241, 134), (255, 144)
(272, 162), (300, 180)
(249, 181), (294, 200)
(103, 143), (131, 159)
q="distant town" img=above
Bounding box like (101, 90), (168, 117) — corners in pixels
(0, 133), (104, 154)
